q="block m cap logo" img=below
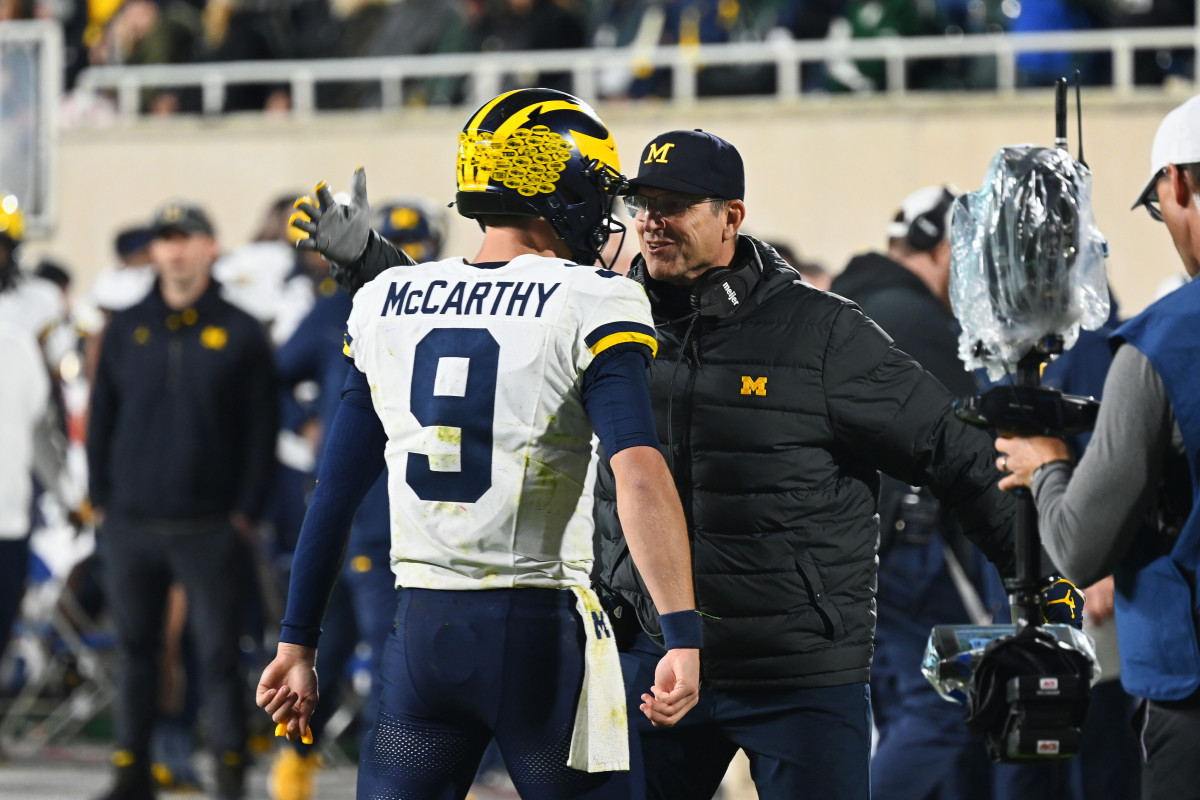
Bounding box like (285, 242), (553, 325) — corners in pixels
(645, 142), (676, 164)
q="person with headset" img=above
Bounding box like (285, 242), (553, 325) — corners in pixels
(584, 130), (1074, 800)
(831, 185), (1009, 800)
(258, 88), (701, 799)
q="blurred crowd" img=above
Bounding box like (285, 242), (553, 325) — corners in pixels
(0, 0), (1196, 113)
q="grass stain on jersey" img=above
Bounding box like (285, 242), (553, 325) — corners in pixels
(436, 426), (462, 445)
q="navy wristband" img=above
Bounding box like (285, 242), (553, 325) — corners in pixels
(660, 609), (703, 650)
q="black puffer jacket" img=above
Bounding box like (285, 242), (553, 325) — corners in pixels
(594, 236), (1016, 690)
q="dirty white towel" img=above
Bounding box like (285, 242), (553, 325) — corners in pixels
(568, 585), (630, 772)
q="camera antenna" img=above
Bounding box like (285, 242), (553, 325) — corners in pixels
(1075, 70), (1087, 168)
(1054, 76), (1068, 151)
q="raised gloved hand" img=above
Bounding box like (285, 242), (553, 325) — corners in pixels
(290, 167), (371, 266)
(1040, 575), (1085, 629)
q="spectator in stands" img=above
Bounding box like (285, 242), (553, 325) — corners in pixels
(90, 0), (202, 113)
(1008, 0), (1104, 87)
(87, 201), (276, 800)
(0, 0), (33, 19)
(480, 0), (588, 92)
(196, 0), (291, 112)
(827, 0), (950, 91)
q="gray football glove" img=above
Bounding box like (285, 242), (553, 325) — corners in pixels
(290, 167), (371, 265)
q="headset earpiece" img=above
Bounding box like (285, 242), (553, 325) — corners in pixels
(906, 188), (957, 253)
(690, 258), (761, 318)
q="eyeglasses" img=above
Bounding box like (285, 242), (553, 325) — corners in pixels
(1143, 167), (1167, 223)
(622, 193), (719, 219)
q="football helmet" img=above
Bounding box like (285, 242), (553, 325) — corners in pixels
(372, 198), (445, 263)
(0, 193), (24, 243)
(456, 88), (625, 266)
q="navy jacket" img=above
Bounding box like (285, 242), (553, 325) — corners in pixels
(88, 278), (277, 522)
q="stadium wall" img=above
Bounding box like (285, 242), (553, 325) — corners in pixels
(30, 89), (1195, 315)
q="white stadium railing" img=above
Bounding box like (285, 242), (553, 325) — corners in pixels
(73, 26), (1200, 119)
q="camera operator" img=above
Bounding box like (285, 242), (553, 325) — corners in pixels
(995, 94), (1200, 800)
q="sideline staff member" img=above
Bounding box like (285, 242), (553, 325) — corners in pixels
(592, 130), (1021, 800)
(997, 94), (1200, 800)
(88, 203), (277, 800)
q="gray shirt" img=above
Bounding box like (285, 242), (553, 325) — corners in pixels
(1032, 343), (1186, 587)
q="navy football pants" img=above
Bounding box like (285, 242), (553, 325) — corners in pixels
(358, 587), (642, 800)
(621, 632), (872, 800)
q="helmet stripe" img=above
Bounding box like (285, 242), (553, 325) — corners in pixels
(465, 89), (522, 133)
(490, 99), (580, 140)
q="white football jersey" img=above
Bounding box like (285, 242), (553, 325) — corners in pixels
(345, 254), (656, 591)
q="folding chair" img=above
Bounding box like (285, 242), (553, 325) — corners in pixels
(0, 525), (116, 756)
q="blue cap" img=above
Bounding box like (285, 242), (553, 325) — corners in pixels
(625, 129), (744, 200)
(372, 200), (443, 262)
(151, 201), (214, 238)
(115, 225), (154, 257)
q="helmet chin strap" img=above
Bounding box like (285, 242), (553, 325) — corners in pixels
(594, 217), (627, 272)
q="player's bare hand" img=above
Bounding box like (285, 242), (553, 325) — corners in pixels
(256, 643), (319, 741)
(640, 648), (699, 727)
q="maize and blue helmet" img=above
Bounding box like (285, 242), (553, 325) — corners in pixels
(372, 198), (445, 263)
(455, 88), (626, 267)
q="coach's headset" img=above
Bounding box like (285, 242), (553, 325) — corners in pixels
(902, 187), (957, 253)
(690, 248), (763, 317)
(641, 236), (765, 321)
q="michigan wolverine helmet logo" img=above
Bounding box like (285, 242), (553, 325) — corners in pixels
(455, 88), (626, 267)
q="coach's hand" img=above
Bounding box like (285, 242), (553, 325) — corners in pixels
(257, 642), (319, 742)
(640, 648), (700, 727)
(290, 167), (372, 265)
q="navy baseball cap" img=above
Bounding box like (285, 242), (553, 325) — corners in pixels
(115, 225), (154, 257)
(625, 129), (745, 200)
(151, 201), (215, 238)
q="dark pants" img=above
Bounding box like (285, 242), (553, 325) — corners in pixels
(358, 587), (642, 800)
(1078, 680), (1141, 800)
(0, 536), (29, 662)
(872, 639), (992, 800)
(621, 632), (871, 800)
(1141, 695), (1200, 800)
(99, 516), (246, 761)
